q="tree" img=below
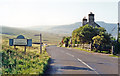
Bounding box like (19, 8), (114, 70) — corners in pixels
(80, 24), (97, 43)
(72, 27), (81, 46)
(63, 37), (71, 47)
(71, 24), (112, 53)
(92, 31), (111, 52)
(95, 27), (106, 33)
(92, 35), (104, 51)
(72, 24), (97, 45)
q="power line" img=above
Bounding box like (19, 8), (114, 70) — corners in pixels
(110, 25), (117, 34)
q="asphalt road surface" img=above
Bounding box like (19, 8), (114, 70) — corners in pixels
(45, 46), (118, 75)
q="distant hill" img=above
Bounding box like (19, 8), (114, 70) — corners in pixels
(1, 26), (64, 44)
(26, 22), (82, 35)
(27, 21), (117, 37)
(1, 21), (117, 45)
(49, 22), (81, 35)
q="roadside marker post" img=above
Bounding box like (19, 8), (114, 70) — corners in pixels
(111, 46), (114, 54)
(9, 35), (32, 54)
(34, 33), (42, 54)
(40, 34), (42, 54)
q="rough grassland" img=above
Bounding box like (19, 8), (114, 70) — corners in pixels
(1, 39), (50, 74)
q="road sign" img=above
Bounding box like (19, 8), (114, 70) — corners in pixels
(13, 39), (27, 46)
(9, 35), (32, 46)
(9, 35), (32, 54)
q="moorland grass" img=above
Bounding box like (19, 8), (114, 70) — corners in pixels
(1, 39), (50, 74)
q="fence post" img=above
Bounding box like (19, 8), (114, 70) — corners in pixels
(111, 46), (114, 54)
(90, 43), (92, 51)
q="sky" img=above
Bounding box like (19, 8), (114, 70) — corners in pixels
(118, 1), (120, 23)
(0, 0), (119, 27)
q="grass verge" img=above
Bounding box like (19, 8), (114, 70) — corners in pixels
(2, 39), (50, 74)
(73, 47), (94, 53)
(108, 55), (119, 58)
(66, 47), (119, 58)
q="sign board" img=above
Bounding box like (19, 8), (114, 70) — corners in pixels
(13, 39), (27, 46)
(9, 35), (32, 46)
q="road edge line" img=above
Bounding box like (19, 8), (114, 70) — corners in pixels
(77, 58), (100, 75)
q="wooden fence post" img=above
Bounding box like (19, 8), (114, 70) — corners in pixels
(40, 34), (42, 54)
(24, 46), (26, 54)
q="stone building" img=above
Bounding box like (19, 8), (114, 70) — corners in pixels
(82, 12), (100, 27)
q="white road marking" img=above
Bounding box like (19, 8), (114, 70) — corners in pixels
(66, 53), (74, 57)
(77, 58), (100, 75)
(65, 51), (100, 75)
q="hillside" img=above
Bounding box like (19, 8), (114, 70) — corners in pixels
(1, 26), (64, 45)
(1, 21), (117, 45)
(27, 22), (81, 35)
(27, 21), (117, 37)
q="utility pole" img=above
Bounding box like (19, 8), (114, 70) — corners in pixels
(117, 23), (120, 42)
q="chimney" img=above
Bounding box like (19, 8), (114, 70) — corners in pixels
(88, 12), (94, 23)
(82, 17), (87, 26)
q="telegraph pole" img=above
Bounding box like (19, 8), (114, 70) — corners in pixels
(117, 23), (120, 42)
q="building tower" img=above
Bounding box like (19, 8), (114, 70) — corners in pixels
(82, 17), (87, 26)
(88, 12), (94, 24)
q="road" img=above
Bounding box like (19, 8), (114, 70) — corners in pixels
(45, 46), (118, 75)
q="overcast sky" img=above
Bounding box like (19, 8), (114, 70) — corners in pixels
(0, 0), (119, 27)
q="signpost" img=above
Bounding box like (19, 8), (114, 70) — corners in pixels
(34, 33), (42, 54)
(40, 34), (42, 54)
(9, 35), (32, 54)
